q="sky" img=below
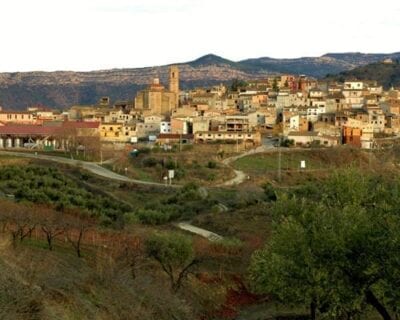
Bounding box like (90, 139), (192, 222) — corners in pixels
(0, 0), (399, 72)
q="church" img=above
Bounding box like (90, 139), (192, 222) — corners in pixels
(134, 66), (180, 118)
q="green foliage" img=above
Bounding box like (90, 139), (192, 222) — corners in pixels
(230, 78), (248, 91)
(136, 209), (173, 225)
(250, 168), (400, 319)
(272, 78), (279, 92)
(280, 138), (294, 147)
(145, 232), (198, 292)
(164, 159), (177, 170)
(262, 183), (277, 202)
(146, 232), (194, 267)
(0, 165), (131, 226)
(325, 61), (400, 89)
(142, 157), (159, 167)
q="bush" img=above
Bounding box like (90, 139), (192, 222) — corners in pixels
(142, 157), (159, 167)
(280, 139), (294, 147)
(136, 209), (171, 225)
(262, 182), (277, 202)
(164, 159), (177, 170)
(207, 161), (217, 169)
(0, 165), (130, 225)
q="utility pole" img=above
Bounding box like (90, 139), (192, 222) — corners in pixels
(278, 134), (282, 182)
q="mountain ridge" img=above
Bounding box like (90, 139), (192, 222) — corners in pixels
(1, 52), (400, 109)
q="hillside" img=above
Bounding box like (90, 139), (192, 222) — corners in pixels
(325, 60), (400, 89)
(1, 52), (400, 109)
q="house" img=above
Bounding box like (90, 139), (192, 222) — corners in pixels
(342, 126), (362, 148)
(0, 121), (100, 149)
(287, 131), (339, 147)
(160, 121), (172, 134)
(135, 122), (160, 138)
(171, 118), (189, 134)
(195, 131), (261, 146)
(326, 92), (346, 113)
(157, 134), (194, 145)
(192, 118), (210, 133)
(0, 111), (36, 124)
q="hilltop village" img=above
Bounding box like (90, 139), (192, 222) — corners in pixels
(0, 64), (399, 151)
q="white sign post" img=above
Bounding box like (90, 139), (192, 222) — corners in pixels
(300, 160), (306, 169)
(168, 170), (175, 185)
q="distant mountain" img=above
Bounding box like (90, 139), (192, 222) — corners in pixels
(1, 52), (400, 109)
(325, 60), (400, 89)
(240, 52), (400, 77)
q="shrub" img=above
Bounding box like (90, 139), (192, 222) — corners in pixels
(164, 159), (177, 170)
(207, 161), (217, 169)
(136, 209), (171, 225)
(142, 157), (159, 167)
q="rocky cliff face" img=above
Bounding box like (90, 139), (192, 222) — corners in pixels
(1, 52), (399, 109)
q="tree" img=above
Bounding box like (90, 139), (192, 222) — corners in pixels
(38, 207), (64, 251)
(272, 78), (279, 92)
(249, 169), (400, 319)
(1, 202), (37, 245)
(63, 211), (93, 258)
(145, 232), (199, 292)
(230, 78), (247, 92)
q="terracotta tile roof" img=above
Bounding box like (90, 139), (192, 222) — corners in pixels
(0, 121), (99, 136)
(61, 121), (100, 129)
(158, 134), (194, 139)
(0, 125), (57, 135)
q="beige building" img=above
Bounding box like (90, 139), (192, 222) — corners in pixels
(195, 131), (261, 146)
(0, 111), (36, 124)
(99, 123), (136, 143)
(134, 66), (179, 117)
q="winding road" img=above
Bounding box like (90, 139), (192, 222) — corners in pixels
(0, 151), (176, 188)
(219, 144), (274, 186)
(0, 149), (264, 240)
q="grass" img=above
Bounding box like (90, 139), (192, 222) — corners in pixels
(234, 150), (333, 175)
(112, 144), (236, 186)
(232, 147), (377, 187)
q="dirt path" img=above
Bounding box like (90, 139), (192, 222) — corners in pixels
(177, 222), (223, 241)
(219, 145), (271, 186)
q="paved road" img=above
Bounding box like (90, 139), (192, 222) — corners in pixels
(0, 151), (177, 188)
(177, 222), (223, 241)
(219, 144), (273, 186)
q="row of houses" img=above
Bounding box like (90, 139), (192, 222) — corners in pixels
(0, 65), (400, 150)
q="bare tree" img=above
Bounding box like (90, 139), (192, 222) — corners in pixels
(1, 203), (36, 246)
(37, 207), (64, 251)
(63, 211), (93, 258)
(115, 234), (145, 280)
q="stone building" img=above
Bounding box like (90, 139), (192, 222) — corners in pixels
(134, 66), (180, 118)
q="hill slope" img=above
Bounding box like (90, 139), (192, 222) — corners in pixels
(1, 52), (400, 109)
(325, 60), (400, 89)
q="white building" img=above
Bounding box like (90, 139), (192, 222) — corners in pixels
(160, 121), (171, 134)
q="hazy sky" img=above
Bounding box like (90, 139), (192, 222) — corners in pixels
(1, 0), (399, 72)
